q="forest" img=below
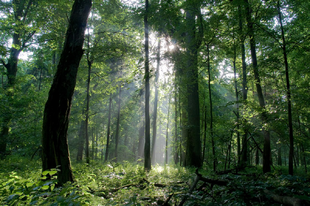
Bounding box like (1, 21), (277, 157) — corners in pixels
(0, 0), (310, 205)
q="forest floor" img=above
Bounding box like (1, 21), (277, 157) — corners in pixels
(1, 156), (310, 205)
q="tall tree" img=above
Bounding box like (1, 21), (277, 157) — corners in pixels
(277, 0), (294, 175)
(184, 0), (203, 168)
(105, 95), (112, 162)
(144, 0), (151, 171)
(85, 27), (93, 164)
(165, 94), (171, 165)
(238, 2), (248, 167)
(115, 86), (122, 162)
(41, 0), (92, 185)
(206, 44), (216, 171)
(244, 0), (271, 173)
(152, 38), (160, 164)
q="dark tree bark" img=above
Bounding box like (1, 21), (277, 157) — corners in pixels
(202, 103), (207, 163)
(207, 44), (216, 171)
(174, 84), (179, 164)
(105, 95), (112, 162)
(244, 0), (271, 173)
(277, 1), (294, 175)
(114, 86), (122, 162)
(41, 0), (92, 185)
(144, 0), (151, 171)
(152, 38), (160, 164)
(85, 58), (92, 164)
(237, 2), (248, 167)
(84, 24), (94, 164)
(184, 3), (203, 168)
(233, 39), (242, 167)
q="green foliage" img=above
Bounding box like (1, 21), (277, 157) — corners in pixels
(1, 158), (310, 205)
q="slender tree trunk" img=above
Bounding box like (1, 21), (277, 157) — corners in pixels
(174, 84), (179, 164)
(41, 0), (92, 185)
(165, 95), (171, 165)
(233, 42), (242, 167)
(278, 144), (282, 166)
(115, 86), (121, 162)
(105, 95), (112, 162)
(85, 58), (92, 164)
(138, 121), (145, 160)
(144, 0), (151, 171)
(38, 67), (42, 91)
(152, 38), (160, 164)
(301, 145), (307, 173)
(277, 1), (294, 175)
(207, 44), (216, 171)
(238, 3), (248, 167)
(76, 119), (86, 161)
(202, 102), (207, 163)
(95, 128), (98, 159)
(244, 0), (271, 173)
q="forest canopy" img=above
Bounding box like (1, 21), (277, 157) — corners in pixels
(0, 0), (310, 205)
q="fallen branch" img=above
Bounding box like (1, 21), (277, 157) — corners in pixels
(178, 171), (201, 206)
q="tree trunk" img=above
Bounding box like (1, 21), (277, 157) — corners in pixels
(238, 3), (248, 167)
(138, 121), (145, 160)
(85, 58), (92, 164)
(244, 0), (271, 173)
(207, 44), (216, 171)
(278, 144), (282, 166)
(105, 95), (112, 162)
(115, 86), (121, 162)
(277, 1), (294, 175)
(184, 5), (202, 168)
(165, 95), (171, 165)
(76, 119), (86, 161)
(233, 40), (242, 167)
(174, 84), (179, 164)
(152, 38), (160, 164)
(41, 0), (92, 185)
(144, 0), (151, 171)
(301, 145), (307, 173)
(202, 102), (207, 163)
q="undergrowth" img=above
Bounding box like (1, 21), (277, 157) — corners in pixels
(1, 156), (310, 205)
